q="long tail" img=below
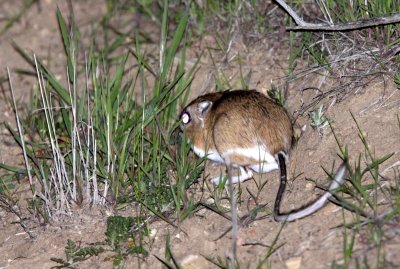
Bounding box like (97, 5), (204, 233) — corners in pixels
(274, 153), (347, 222)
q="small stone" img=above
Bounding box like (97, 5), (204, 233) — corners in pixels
(286, 256), (302, 269)
(149, 229), (157, 238)
(180, 254), (209, 269)
(305, 182), (314, 190)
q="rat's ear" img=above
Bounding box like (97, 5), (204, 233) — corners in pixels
(197, 100), (212, 118)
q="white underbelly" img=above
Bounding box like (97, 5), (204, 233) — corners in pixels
(192, 146), (224, 163)
(222, 146), (276, 163)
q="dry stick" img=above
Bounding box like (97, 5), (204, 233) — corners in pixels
(7, 68), (37, 238)
(274, 0), (400, 31)
(7, 68), (35, 193)
(0, 196), (35, 239)
(227, 163), (237, 269)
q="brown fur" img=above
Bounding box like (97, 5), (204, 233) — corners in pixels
(180, 90), (293, 166)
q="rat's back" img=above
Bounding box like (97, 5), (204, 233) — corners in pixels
(211, 90), (293, 158)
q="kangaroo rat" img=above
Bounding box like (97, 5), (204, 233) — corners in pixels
(180, 89), (347, 222)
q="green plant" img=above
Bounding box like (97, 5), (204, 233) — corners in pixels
(256, 223), (286, 268)
(395, 71), (400, 89)
(205, 255), (236, 269)
(51, 216), (148, 268)
(106, 216), (149, 266)
(329, 114), (399, 267)
(51, 239), (106, 268)
(154, 233), (181, 269)
(308, 104), (330, 133)
(267, 83), (286, 107)
(203, 221), (285, 269)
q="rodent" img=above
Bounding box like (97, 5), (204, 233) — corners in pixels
(179, 89), (347, 222)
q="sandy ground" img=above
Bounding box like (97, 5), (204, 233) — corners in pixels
(1, 1), (400, 268)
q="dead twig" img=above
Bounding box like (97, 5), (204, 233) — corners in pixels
(274, 0), (400, 31)
(227, 164), (238, 269)
(0, 195), (36, 239)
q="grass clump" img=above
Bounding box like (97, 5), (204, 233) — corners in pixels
(2, 1), (203, 226)
(329, 114), (400, 268)
(290, 0), (400, 65)
(1, 2), (206, 266)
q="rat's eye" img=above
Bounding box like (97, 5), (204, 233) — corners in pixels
(181, 112), (191, 124)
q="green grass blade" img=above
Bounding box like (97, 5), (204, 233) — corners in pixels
(56, 8), (76, 84)
(0, 163), (27, 174)
(160, 14), (189, 82)
(12, 42), (71, 105)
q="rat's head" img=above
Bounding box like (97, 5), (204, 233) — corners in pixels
(179, 92), (222, 141)
(180, 99), (212, 140)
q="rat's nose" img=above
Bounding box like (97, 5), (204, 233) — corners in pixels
(169, 127), (182, 145)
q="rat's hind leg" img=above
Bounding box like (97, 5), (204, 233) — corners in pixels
(249, 162), (279, 174)
(249, 151), (288, 174)
(211, 166), (253, 185)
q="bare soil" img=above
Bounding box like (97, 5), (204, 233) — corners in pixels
(1, 1), (400, 269)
